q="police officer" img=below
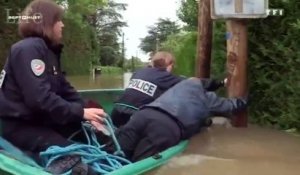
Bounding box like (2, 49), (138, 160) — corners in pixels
(103, 77), (248, 162)
(0, 0), (105, 174)
(110, 51), (184, 127)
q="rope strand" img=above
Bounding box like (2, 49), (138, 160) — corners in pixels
(40, 116), (131, 174)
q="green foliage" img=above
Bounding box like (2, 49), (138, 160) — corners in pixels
(0, 0), (126, 75)
(139, 18), (180, 54)
(0, 0), (31, 68)
(211, 21), (227, 77)
(247, 0), (300, 130)
(173, 0), (300, 130)
(57, 0), (107, 18)
(160, 22), (226, 78)
(177, 0), (198, 31)
(58, 0), (106, 75)
(61, 17), (99, 75)
(95, 0), (127, 67)
(161, 32), (197, 76)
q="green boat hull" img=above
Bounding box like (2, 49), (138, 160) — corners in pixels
(0, 89), (188, 175)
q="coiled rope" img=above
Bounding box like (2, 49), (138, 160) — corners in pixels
(40, 116), (131, 174)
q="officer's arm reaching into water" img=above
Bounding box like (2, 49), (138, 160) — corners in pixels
(205, 91), (248, 117)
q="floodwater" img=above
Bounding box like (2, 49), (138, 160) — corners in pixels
(149, 118), (300, 175)
(68, 74), (300, 175)
(66, 72), (132, 90)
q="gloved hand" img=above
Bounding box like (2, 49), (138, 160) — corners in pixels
(236, 97), (248, 111)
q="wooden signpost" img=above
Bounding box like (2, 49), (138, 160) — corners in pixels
(202, 0), (269, 127)
(225, 0), (248, 127)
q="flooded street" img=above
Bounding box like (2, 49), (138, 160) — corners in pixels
(149, 118), (300, 175)
(66, 73), (132, 90)
(68, 74), (300, 175)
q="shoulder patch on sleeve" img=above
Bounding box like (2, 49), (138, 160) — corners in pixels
(0, 70), (6, 88)
(31, 59), (45, 76)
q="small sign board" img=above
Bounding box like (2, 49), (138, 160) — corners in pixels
(211, 0), (269, 19)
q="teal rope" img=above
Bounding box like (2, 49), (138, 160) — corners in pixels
(40, 118), (131, 174)
(102, 117), (123, 156)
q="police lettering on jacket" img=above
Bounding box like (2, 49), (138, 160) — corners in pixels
(127, 79), (157, 97)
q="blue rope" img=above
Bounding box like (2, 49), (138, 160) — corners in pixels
(40, 116), (131, 174)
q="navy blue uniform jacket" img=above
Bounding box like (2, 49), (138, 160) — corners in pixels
(117, 67), (184, 108)
(0, 37), (84, 125)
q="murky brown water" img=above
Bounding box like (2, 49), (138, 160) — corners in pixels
(149, 118), (300, 175)
(68, 75), (300, 175)
(66, 73), (133, 90)
(66, 74), (124, 90)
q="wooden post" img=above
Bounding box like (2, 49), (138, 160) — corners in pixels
(121, 33), (125, 70)
(131, 56), (135, 72)
(226, 0), (248, 127)
(196, 0), (213, 78)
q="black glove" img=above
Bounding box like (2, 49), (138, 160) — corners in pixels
(235, 97), (248, 112)
(202, 78), (225, 91)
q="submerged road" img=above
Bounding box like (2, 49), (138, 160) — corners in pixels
(149, 117), (300, 175)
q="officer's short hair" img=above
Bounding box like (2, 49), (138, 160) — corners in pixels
(151, 51), (175, 69)
(18, 0), (64, 44)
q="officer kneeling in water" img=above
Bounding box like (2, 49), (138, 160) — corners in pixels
(110, 51), (184, 127)
(103, 77), (248, 162)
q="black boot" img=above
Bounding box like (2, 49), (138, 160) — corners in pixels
(45, 155), (97, 175)
(204, 118), (213, 127)
(46, 155), (81, 174)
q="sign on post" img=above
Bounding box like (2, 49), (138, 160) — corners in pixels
(211, 0), (269, 19)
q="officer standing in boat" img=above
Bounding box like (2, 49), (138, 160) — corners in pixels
(0, 0), (104, 174)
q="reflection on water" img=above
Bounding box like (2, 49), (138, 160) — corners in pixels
(66, 73), (132, 90)
(149, 118), (300, 175)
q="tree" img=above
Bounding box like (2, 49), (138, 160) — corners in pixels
(245, 0), (300, 130)
(0, 0), (107, 75)
(0, 0), (32, 69)
(177, 0), (198, 31)
(161, 32), (198, 76)
(139, 18), (180, 54)
(57, 0), (106, 74)
(94, 0), (127, 66)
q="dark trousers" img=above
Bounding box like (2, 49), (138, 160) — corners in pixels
(104, 108), (181, 162)
(0, 118), (84, 164)
(110, 105), (137, 127)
